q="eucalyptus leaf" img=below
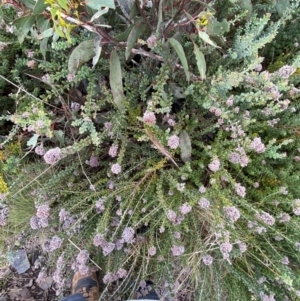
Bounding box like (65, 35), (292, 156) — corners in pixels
(19, 0), (36, 9)
(125, 23), (146, 60)
(169, 37), (190, 82)
(37, 28), (54, 39)
(115, 24), (134, 42)
(276, 0), (291, 16)
(53, 130), (65, 146)
(57, 0), (68, 11)
(27, 134), (39, 148)
(179, 130), (192, 162)
(13, 15), (35, 44)
(86, 0), (115, 10)
(92, 35), (102, 69)
(193, 43), (206, 79)
(208, 18), (229, 36)
(68, 40), (95, 74)
(90, 7), (109, 22)
(110, 50), (125, 111)
(198, 31), (221, 48)
(116, 0), (134, 19)
(156, 0), (163, 34)
(32, 0), (47, 15)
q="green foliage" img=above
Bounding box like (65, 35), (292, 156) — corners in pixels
(1, 0), (300, 300)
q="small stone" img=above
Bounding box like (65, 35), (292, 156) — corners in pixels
(25, 279), (33, 287)
(20, 288), (31, 299)
(7, 249), (30, 274)
(37, 276), (53, 290)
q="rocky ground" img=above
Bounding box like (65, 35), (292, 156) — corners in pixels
(0, 248), (59, 301)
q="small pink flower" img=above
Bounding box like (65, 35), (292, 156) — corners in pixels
(235, 183), (246, 198)
(89, 156), (99, 167)
(208, 158), (220, 172)
(199, 186), (206, 193)
(179, 202), (192, 215)
(168, 135), (180, 149)
(148, 246), (156, 256)
(198, 198), (210, 209)
(143, 111), (156, 126)
(108, 145), (118, 158)
(171, 245), (185, 256)
(202, 255), (213, 266)
(116, 268), (127, 278)
(214, 108), (222, 116)
(111, 163), (121, 174)
(226, 95), (234, 106)
(167, 210), (177, 222)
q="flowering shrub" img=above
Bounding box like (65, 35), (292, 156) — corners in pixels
(1, 0), (300, 301)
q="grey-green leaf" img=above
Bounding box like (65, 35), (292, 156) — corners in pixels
(90, 7), (109, 22)
(125, 23), (145, 60)
(68, 40), (95, 74)
(110, 50), (125, 111)
(193, 43), (206, 79)
(116, 0), (134, 19)
(92, 35), (102, 68)
(179, 130), (192, 162)
(276, 0), (291, 17)
(198, 31), (220, 48)
(32, 0), (47, 14)
(13, 15), (35, 43)
(27, 134), (39, 148)
(169, 37), (190, 82)
(37, 28), (54, 39)
(86, 0), (115, 10)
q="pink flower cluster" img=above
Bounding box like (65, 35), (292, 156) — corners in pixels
(148, 246), (156, 256)
(278, 213), (290, 223)
(293, 199), (300, 215)
(168, 135), (180, 149)
(89, 156), (99, 167)
(235, 183), (246, 198)
(43, 147), (63, 165)
(202, 255), (213, 266)
(179, 202), (192, 215)
(228, 147), (249, 167)
(208, 158), (220, 172)
(95, 198), (105, 213)
(103, 268), (128, 284)
(198, 198), (210, 209)
(111, 163), (121, 175)
(255, 211), (275, 226)
(58, 208), (78, 232)
(108, 145), (118, 157)
(199, 185), (206, 193)
(143, 111), (156, 126)
(76, 250), (90, 275)
(276, 65), (296, 79)
(53, 253), (66, 296)
(35, 145), (46, 156)
(249, 137), (266, 153)
(223, 206), (240, 223)
(171, 245), (185, 256)
(30, 204), (50, 229)
(49, 235), (63, 252)
(122, 227), (135, 243)
(93, 233), (117, 256)
(248, 220), (266, 234)
(0, 205), (9, 226)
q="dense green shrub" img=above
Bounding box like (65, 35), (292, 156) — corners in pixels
(1, 0), (300, 300)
